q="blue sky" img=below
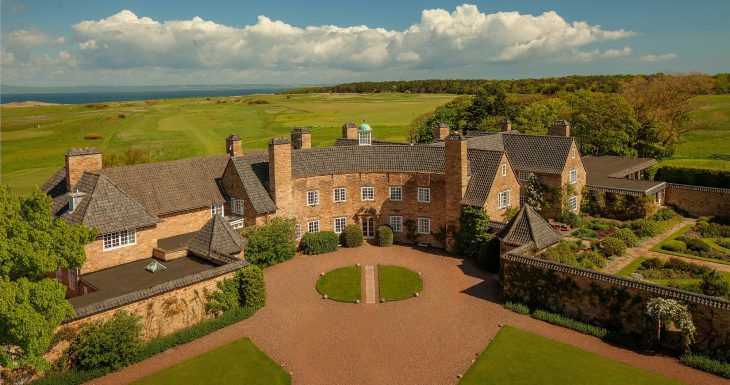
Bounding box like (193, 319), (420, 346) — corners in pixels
(1, 0), (729, 86)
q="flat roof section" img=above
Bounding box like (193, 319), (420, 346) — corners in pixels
(69, 255), (217, 309)
(583, 155), (665, 196)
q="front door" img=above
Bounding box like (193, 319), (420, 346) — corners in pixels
(361, 217), (375, 239)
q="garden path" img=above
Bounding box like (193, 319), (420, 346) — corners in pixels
(364, 265), (377, 304)
(89, 244), (725, 385)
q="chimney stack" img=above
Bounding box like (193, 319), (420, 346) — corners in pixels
(290, 128), (311, 150)
(444, 133), (468, 226)
(65, 148), (102, 191)
(434, 122), (450, 140)
(342, 122), (357, 140)
(550, 120), (571, 137)
(268, 137), (292, 213)
(226, 134), (243, 157)
(501, 119), (512, 132)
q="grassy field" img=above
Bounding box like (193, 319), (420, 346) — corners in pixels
(661, 94), (730, 170)
(0, 93), (455, 194)
(316, 265), (362, 302)
(130, 338), (290, 385)
(458, 326), (683, 385)
(378, 265), (423, 301)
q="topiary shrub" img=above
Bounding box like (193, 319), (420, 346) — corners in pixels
(300, 231), (339, 255)
(611, 228), (639, 247)
(679, 237), (711, 252)
(242, 217), (297, 267)
(376, 225), (393, 247)
(340, 224), (364, 248)
(630, 219), (661, 237)
(662, 240), (687, 252)
(599, 237), (627, 258)
(236, 265), (266, 309)
(578, 250), (606, 270)
(68, 311), (142, 371)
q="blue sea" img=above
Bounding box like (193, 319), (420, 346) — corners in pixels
(0, 87), (296, 104)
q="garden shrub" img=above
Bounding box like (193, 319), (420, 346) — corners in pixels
(571, 227), (597, 239)
(654, 165), (730, 189)
(677, 237), (711, 252)
(640, 257), (664, 270)
(611, 228), (639, 247)
(588, 220), (611, 231)
(504, 302), (530, 315)
(540, 243), (578, 266)
(340, 224), (364, 247)
(532, 310), (608, 338)
(661, 240), (687, 252)
(695, 221), (730, 238)
(700, 270), (730, 298)
(599, 237), (627, 258)
(29, 368), (109, 385)
(559, 212), (584, 228)
(376, 225), (393, 247)
(680, 354), (730, 378)
(67, 311), (142, 371)
(242, 217), (297, 267)
(453, 206), (493, 258)
(652, 208), (676, 222)
(630, 219), (661, 237)
(237, 265), (266, 309)
(578, 250), (606, 269)
(206, 278), (241, 315)
(300, 231), (339, 255)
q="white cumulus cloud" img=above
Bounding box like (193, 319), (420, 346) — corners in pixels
(639, 53), (678, 62)
(601, 46), (632, 59)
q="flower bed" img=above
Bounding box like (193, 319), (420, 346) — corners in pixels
(651, 222), (730, 265)
(619, 256), (730, 299)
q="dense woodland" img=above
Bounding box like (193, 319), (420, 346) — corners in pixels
(289, 73), (730, 96)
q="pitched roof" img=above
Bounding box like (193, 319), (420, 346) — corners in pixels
(464, 131), (574, 174)
(51, 173), (159, 234)
(582, 155), (665, 195)
(292, 145), (445, 177)
(334, 138), (412, 146)
(230, 152), (278, 214)
(461, 149), (504, 206)
(496, 205), (562, 250)
(187, 215), (248, 265)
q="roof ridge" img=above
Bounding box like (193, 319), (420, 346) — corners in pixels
(94, 173), (159, 222)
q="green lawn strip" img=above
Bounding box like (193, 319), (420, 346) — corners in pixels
(459, 326), (684, 385)
(650, 224), (730, 265)
(316, 265), (361, 302)
(705, 238), (730, 253)
(130, 338), (290, 385)
(616, 256), (649, 277)
(377, 265), (423, 301)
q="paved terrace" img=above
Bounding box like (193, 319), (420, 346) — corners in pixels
(89, 244), (723, 385)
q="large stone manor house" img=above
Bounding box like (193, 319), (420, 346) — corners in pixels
(42, 120), (665, 301)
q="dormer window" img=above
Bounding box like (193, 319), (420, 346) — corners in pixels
(68, 191), (86, 213)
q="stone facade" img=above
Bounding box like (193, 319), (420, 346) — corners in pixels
(501, 253), (730, 359)
(665, 183), (730, 219)
(269, 138), (293, 212)
(65, 151), (102, 191)
(482, 152), (520, 221)
(82, 208), (212, 273)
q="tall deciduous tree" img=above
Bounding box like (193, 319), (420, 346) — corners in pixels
(0, 186), (96, 370)
(566, 90), (639, 157)
(514, 98), (571, 135)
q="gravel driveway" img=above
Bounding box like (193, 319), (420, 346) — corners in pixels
(89, 243), (725, 385)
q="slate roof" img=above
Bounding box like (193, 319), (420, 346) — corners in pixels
(465, 131), (574, 174)
(496, 205), (562, 250)
(187, 215), (248, 265)
(334, 138), (412, 146)
(583, 156), (666, 195)
(461, 149), (504, 206)
(230, 152), (278, 214)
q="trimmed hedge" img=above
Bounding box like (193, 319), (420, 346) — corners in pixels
(376, 225), (393, 247)
(611, 228), (639, 247)
(680, 354), (730, 379)
(504, 301), (530, 315)
(677, 237), (711, 252)
(630, 219), (661, 237)
(237, 265), (266, 309)
(532, 310), (608, 338)
(654, 165), (730, 188)
(599, 237), (627, 258)
(340, 224), (364, 248)
(300, 231), (339, 255)
(662, 240), (687, 252)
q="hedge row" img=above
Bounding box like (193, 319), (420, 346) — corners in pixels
(31, 306), (255, 385)
(532, 310), (609, 339)
(654, 166), (730, 188)
(680, 354), (730, 379)
(300, 231), (339, 255)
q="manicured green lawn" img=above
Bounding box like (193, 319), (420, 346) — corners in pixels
(651, 224), (730, 265)
(459, 326), (684, 385)
(316, 265), (361, 302)
(378, 265), (423, 301)
(1, 93), (455, 194)
(130, 338), (290, 385)
(616, 256), (650, 277)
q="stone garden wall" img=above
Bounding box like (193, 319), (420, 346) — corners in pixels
(665, 183), (730, 219)
(501, 253), (730, 359)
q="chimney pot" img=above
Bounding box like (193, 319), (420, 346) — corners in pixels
(549, 120), (571, 137)
(226, 134), (243, 157)
(65, 147), (102, 191)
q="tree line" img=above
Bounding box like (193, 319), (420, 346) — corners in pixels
(288, 73), (730, 96)
(407, 73), (714, 160)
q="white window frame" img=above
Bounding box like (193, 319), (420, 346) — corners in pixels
(498, 190), (511, 209)
(417, 187), (431, 203)
(296, 223), (302, 240)
(211, 203), (224, 217)
(333, 187), (346, 203)
(307, 190), (319, 206)
(230, 219), (244, 229)
(389, 216), (403, 232)
(501, 164), (507, 176)
(417, 217), (431, 235)
(307, 220), (320, 233)
(230, 198), (245, 215)
(569, 195), (578, 211)
(389, 186), (403, 201)
(359, 131), (371, 145)
(571, 148), (576, 159)
(102, 229), (137, 251)
(569, 169), (578, 184)
(518, 170), (531, 181)
(334, 217), (347, 233)
(361, 186), (375, 201)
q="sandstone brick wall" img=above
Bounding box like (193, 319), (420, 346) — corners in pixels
(483, 153), (520, 221)
(501, 253), (730, 359)
(82, 208), (212, 273)
(65, 153), (102, 190)
(665, 183), (730, 219)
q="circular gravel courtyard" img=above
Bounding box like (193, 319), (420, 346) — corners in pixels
(91, 243), (721, 385)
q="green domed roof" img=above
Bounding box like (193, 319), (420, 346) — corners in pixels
(358, 121), (372, 132)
